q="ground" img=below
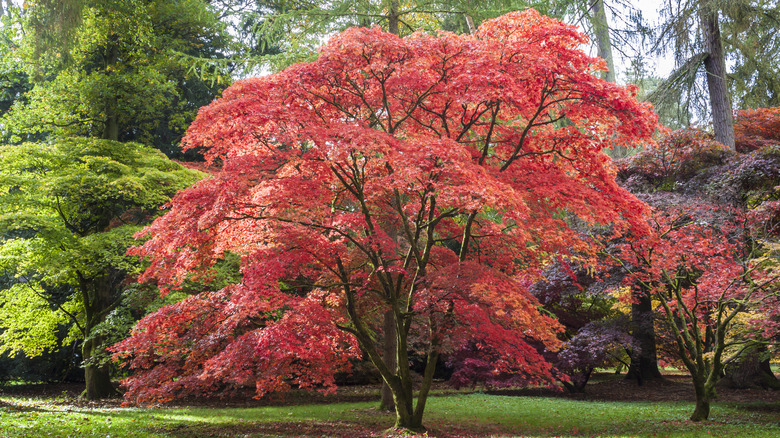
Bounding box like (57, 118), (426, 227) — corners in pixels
(0, 372), (778, 437)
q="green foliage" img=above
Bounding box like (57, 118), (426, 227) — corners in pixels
(722, 0), (780, 109)
(0, 137), (203, 359)
(174, 252), (243, 296)
(623, 63), (692, 130)
(0, 283), (74, 357)
(3, 0), (230, 156)
(0, 8), (31, 134)
(199, 0), (560, 75)
(642, 1), (780, 129)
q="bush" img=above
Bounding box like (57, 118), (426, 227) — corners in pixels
(617, 128), (733, 191)
(734, 107), (780, 153)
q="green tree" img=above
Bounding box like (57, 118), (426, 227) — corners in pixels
(722, 0), (780, 108)
(646, 1), (780, 149)
(3, 0), (231, 156)
(0, 5), (30, 122)
(0, 138), (202, 399)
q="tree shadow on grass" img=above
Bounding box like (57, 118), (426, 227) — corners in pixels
(146, 419), (506, 438)
(0, 399), (45, 412)
(724, 401), (780, 414)
(147, 420), (383, 438)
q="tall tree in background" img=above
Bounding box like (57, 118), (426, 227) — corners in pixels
(590, 0), (616, 83)
(646, 1), (780, 149)
(3, 0), (230, 156)
(699, 0), (734, 148)
(650, 0), (733, 149)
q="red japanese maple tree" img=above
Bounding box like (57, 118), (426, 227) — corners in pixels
(114, 10), (657, 430)
(615, 205), (780, 421)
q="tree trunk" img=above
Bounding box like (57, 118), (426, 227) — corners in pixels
(78, 272), (120, 400)
(464, 10), (476, 35)
(379, 311), (396, 411)
(690, 379), (713, 421)
(690, 395), (710, 421)
(388, 0), (400, 36)
(589, 0), (629, 158)
(700, 4), (735, 150)
(590, 0), (615, 83)
(101, 41), (120, 142)
(82, 337), (116, 400)
(386, 351), (438, 432)
(102, 104), (119, 141)
(382, 4), (404, 416)
(722, 345), (780, 390)
(626, 290), (663, 383)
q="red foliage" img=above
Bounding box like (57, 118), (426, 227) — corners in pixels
(615, 204), (780, 418)
(617, 128), (733, 188)
(734, 107), (780, 153)
(113, 9), (658, 418)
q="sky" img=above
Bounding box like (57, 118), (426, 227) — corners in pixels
(599, 0), (676, 83)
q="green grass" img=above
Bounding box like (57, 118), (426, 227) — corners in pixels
(1, 392), (778, 437)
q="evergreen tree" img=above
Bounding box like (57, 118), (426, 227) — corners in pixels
(646, 0), (780, 149)
(3, 0), (231, 157)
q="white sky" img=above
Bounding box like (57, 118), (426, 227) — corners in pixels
(606, 0), (676, 83)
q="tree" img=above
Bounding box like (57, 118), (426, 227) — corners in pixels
(644, 1), (730, 145)
(699, 0), (734, 149)
(532, 263), (634, 392)
(618, 122), (780, 392)
(0, 138), (202, 399)
(614, 206), (779, 421)
(646, 1), (780, 149)
(114, 10), (658, 430)
(721, 0), (780, 109)
(3, 0), (230, 156)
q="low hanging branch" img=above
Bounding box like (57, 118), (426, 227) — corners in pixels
(646, 52), (709, 105)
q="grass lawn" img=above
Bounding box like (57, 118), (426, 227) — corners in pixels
(1, 390), (779, 437)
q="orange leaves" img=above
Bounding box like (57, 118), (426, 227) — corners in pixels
(734, 107), (780, 152)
